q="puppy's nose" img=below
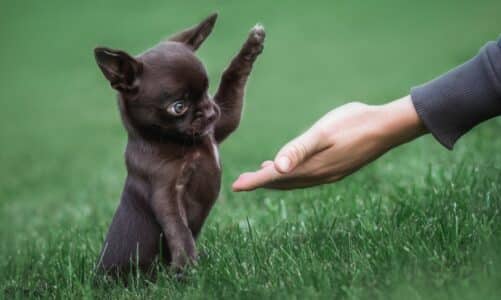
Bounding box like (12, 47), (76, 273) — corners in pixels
(197, 99), (219, 123)
(194, 107), (216, 124)
(206, 110), (217, 123)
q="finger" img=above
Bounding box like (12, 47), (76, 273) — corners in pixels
(264, 173), (341, 190)
(261, 160), (273, 168)
(274, 129), (320, 173)
(232, 165), (281, 192)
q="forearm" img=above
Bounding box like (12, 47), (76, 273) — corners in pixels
(214, 25), (265, 143)
(151, 186), (196, 270)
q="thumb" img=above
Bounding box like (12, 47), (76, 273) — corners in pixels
(274, 129), (320, 173)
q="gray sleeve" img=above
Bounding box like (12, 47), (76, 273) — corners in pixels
(410, 38), (501, 149)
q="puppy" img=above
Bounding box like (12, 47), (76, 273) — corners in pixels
(93, 13), (265, 275)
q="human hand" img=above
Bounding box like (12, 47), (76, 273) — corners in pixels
(232, 95), (426, 191)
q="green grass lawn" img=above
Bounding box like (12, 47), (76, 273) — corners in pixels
(1, 0), (501, 298)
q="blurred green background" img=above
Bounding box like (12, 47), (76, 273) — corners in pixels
(1, 0), (501, 299)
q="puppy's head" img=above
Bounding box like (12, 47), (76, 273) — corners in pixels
(94, 13), (220, 142)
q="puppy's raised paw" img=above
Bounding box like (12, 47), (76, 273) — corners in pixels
(243, 24), (266, 61)
(250, 24), (265, 42)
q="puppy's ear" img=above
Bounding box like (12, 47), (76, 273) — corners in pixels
(94, 47), (142, 93)
(168, 13), (218, 51)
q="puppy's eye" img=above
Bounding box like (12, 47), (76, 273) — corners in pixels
(167, 100), (189, 116)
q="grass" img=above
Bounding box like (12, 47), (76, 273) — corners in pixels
(1, 0), (501, 298)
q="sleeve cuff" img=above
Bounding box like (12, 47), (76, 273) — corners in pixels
(410, 39), (501, 150)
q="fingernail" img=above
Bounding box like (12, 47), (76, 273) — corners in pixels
(276, 156), (291, 172)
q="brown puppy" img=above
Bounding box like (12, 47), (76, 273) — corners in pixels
(93, 13), (265, 276)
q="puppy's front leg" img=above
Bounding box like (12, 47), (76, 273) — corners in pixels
(214, 25), (265, 143)
(151, 180), (196, 271)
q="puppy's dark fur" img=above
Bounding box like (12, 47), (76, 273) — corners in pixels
(93, 13), (265, 275)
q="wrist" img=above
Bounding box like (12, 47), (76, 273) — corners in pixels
(377, 95), (427, 148)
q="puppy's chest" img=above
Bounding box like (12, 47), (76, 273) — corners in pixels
(180, 141), (221, 203)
